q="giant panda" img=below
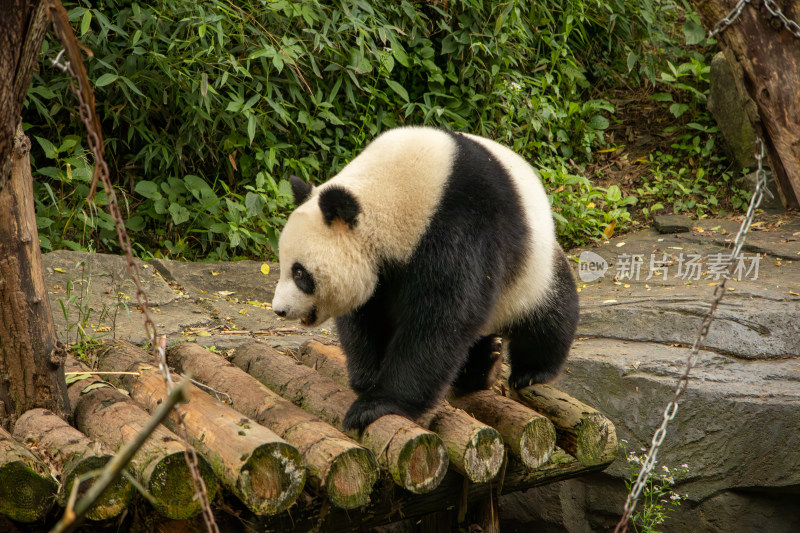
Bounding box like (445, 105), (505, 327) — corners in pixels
(272, 126), (579, 432)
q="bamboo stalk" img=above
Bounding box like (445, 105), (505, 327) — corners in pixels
(299, 340), (507, 483)
(65, 358), (218, 519)
(96, 341), (305, 515)
(13, 408), (133, 521)
(168, 342), (379, 509)
(230, 341), (449, 494)
(0, 425), (57, 523)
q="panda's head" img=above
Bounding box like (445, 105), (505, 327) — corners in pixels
(271, 176), (378, 327)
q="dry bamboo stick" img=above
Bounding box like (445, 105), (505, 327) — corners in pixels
(65, 358), (218, 519)
(0, 425), (57, 523)
(230, 341), (449, 494)
(96, 341), (305, 515)
(299, 340), (507, 482)
(13, 408), (134, 521)
(168, 342), (379, 509)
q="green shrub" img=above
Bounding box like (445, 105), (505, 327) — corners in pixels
(25, 0), (691, 259)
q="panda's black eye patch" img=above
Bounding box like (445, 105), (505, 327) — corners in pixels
(291, 262), (315, 294)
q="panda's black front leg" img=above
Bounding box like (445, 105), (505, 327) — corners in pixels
(335, 301), (391, 394)
(342, 320), (477, 432)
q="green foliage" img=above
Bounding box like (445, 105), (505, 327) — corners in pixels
(622, 441), (690, 533)
(25, 0), (701, 257)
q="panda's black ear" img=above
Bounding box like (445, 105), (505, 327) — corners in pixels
(318, 186), (361, 228)
(290, 175), (314, 205)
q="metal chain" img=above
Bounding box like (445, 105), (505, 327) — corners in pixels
(708, 0), (751, 38)
(616, 2), (800, 527)
(709, 0), (800, 39)
(763, 0), (800, 38)
(45, 2), (219, 530)
(614, 139), (769, 533)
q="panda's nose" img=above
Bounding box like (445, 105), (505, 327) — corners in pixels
(274, 308), (286, 317)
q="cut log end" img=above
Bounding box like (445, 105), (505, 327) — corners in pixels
(145, 450), (218, 520)
(241, 442), (305, 515)
(391, 428), (449, 494)
(463, 426), (505, 484)
(325, 446), (380, 509)
(62, 454), (135, 522)
(0, 460), (57, 523)
(574, 413), (612, 466)
(519, 416), (557, 469)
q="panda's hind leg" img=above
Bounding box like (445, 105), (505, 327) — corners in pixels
(452, 335), (503, 392)
(506, 251), (578, 389)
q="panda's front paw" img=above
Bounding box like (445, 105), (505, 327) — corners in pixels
(343, 396), (401, 432)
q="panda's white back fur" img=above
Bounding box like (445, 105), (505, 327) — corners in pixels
(278, 126), (558, 331)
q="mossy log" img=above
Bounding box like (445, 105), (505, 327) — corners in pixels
(299, 340), (506, 483)
(0, 425), (57, 523)
(506, 380), (613, 466)
(230, 341), (448, 494)
(448, 390), (556, 469)
(96, 341), (305, 515)
(167, 342), (379, 509)
(13, 408), (133, 521)
(65, 358), (218, 519)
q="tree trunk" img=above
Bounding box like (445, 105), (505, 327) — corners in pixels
(0, 1), (69, 429)
(696, 0), (800, 207)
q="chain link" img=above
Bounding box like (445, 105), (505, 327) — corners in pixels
(615, 2), (800, 527)
(45, 2), (219, 530)
(763, 0), (800, 38)
(708, 0), (751, 38)
(614, 139), (769, 533)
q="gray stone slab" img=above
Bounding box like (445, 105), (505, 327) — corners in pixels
(653, 214), (692, 233)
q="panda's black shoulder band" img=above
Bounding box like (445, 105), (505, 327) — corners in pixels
(318, 185), (361, 228)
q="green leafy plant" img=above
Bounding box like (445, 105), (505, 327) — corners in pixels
(24, 0), (708, 256)
(621, 441), (689, 533)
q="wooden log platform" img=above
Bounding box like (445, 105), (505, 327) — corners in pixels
(17, 335), (616, 530)
(96, 340), (306, 516)
(167, 342), (379, 510)
(65, 358), (219, 520)
(0, 425), (57, 523)
(13, 408), (134, 521)
(297, 340), (508, 482)
(298, 339), (556, 470)
(229, 342), (449, 494)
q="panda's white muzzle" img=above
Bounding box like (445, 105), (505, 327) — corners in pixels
(272, 280), (318, 325)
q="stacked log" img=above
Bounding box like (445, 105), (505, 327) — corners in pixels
(13, 408), (133, 521)
(167, 342), (379, 509)
(65, 358), (218, 519)
(508, 382), (613, 466)
(229, 342), (449, 494)
(96, 340), (306, 515)
(297, 340), (509, 483)
(0, 425), (57, 523)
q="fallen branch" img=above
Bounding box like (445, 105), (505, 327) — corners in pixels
(14, 408), (133, 521)
(96, 340), (306, 515)
(168, 342), (379, 509)
(230, 341), (449, 494)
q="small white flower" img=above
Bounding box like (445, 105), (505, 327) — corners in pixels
(670, 493), (681, 501)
